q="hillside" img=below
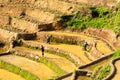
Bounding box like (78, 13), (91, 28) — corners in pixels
(0, 0), (120, 80)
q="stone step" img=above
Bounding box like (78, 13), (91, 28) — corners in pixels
(0, 68), (25, 80)
(0, 55), (57, 79)
(13, 46), (76, 73)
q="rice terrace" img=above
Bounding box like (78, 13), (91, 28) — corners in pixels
(0, 0), (120, 80)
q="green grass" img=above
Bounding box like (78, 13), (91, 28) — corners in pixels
(112, 48), (120, 59)
(61, 3), (120, 33)
(90, 64), (111, 80)
(0, 60), (39, 80)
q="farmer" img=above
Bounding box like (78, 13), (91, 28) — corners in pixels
(41, 45), (45, 57)
(83, 40), (88, 51)
(46, 35), (52, 44)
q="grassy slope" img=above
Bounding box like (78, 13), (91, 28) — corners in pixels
(61, 3), (120, 33)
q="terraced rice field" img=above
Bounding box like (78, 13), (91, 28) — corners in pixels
(14, 46), (76, 73)
(0, 68), (25, 80)
(26, 30), (113, 64)
(42, 31), (113, 54)
(43, 31), (97, 40)
(96, 40), (112, 54)
(48, 43), (91, 63)
(0, 55), (57, 80)
(0, 0), (118, 79)
(0, 29), (114, 80)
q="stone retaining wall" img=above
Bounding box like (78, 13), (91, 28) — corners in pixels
(78, 53), (113, 69)
(11, 18), (39, 32)
(64, 28), (117, 50)
(0, 28), (18, 41)
(55, 72), (73, 80)
(72, 69), (92, 80)
(36, 32), (94, 44)
(0, 51), (11, 56)
(86, 27), (116, 43)
(85, 27), (120, 49)
(0, 28), (37, 41)
(17, 33), (36, 40)
(11, 18), (54, 32)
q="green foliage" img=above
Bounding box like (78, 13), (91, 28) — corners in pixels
(61, 5), (120, 33)
(20, 70), (37, 80)
(0, 60), (39, 80)
(91, 64), (111, 80)
(90, 6), (110, 17)
(112, 49), (120, 59)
